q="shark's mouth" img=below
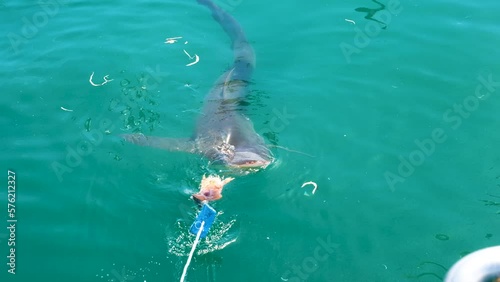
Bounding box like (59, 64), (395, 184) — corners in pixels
(230, 159), (271, 169)
(227, 149), (273, 169)
(210, 156), (271, 170)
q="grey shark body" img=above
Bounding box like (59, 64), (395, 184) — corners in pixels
(122, 0), (273, 169)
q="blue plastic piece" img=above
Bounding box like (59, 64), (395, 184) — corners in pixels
(189, 204), (217, 238)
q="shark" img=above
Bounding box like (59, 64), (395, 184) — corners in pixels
(122, 0), (273, 170)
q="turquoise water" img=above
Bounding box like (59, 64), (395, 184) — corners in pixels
(2, 0), (500, 281)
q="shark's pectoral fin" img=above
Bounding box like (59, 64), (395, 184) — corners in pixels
(121, 134), (196, 153)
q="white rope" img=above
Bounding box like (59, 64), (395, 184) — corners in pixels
(180, 221), (205, 282)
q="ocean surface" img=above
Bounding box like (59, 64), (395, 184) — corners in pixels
(1, 0), (500, 281)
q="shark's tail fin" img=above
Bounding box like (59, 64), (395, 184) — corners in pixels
(197, 0), (255, 80)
